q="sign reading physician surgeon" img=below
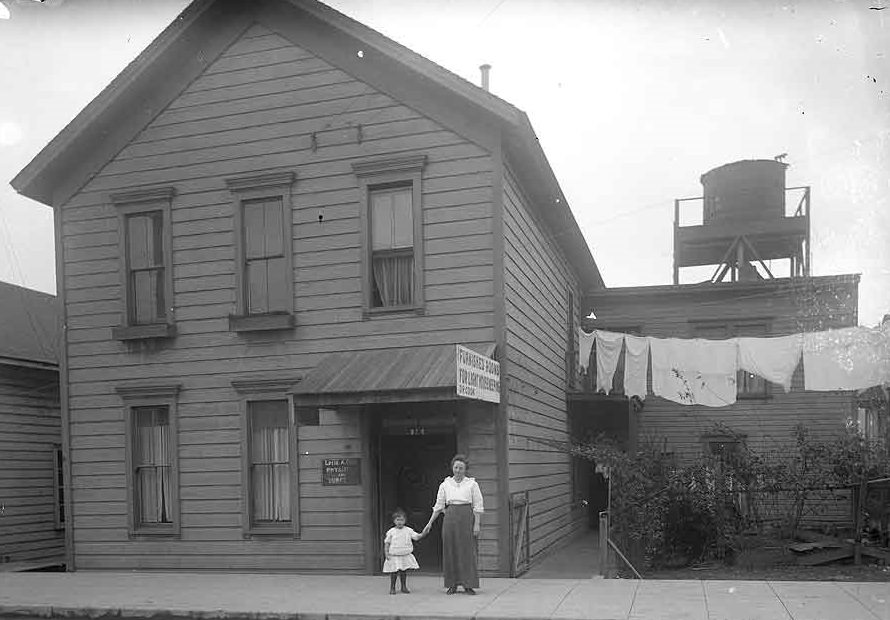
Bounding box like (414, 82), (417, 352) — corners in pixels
(456, 345), (500, 404)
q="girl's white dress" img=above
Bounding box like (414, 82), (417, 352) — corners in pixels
(383, 526), (421, 572)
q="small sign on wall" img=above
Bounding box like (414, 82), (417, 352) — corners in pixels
(322, 457), (361, 486)
(456, 344), (501, 403)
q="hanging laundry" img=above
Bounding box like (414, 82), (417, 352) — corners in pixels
(649, 337), (738, 407)
(803, 326), (890, 391)
(736, 334), (803, 393)
(578, 328), (595, 374)
(595, 330), (624, 394)
(623, 334), (650, 399)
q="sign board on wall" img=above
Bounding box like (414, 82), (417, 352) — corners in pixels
(322, 458), (361, 485)
(456, 344), (501, 403)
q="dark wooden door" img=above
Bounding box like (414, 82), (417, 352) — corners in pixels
(378, 432), (456, 572)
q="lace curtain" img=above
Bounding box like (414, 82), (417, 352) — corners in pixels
(250, 404), (291, 522)
(135, 407), (171, 524)
(372, 252), (413, 307)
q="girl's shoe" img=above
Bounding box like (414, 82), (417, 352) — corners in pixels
(446, 586), (457, 595)
(464, 587), (476, 595)
(400, 586), (410, 594)
(389, 587), (397, 595)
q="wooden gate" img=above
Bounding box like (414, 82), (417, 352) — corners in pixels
(510, 490), (530, 576)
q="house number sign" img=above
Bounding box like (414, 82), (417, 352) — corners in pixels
(322, 457), (361, 486)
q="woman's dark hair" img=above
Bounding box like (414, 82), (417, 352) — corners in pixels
(450, 453), (469, 469)
(392, 507), (407, 520)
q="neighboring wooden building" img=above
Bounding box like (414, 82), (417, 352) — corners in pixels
(582, 275), (860, 453)
(12, 0), (603, 574)
(570, 159), (863, 529)
(0, 281), (64, 570)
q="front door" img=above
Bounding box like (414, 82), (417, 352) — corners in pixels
(376, 427), (456, 573)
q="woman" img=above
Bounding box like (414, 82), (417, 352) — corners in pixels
(421, 454), (483, 594)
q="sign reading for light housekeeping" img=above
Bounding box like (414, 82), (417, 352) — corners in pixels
(456, 345), (501, 403)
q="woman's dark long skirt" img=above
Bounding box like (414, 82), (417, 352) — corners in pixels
(442, 504), (478, 588)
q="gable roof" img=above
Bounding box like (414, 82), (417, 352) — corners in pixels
(0, 281), (61, 368)
(11, 0), (603, 290)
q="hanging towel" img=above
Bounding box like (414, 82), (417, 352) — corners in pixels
(736, 334), (803, 392)
(803, 327), (890, 391)
(649, 337), (738, 407)
(623, 334), (650, 399)
(595, 330), (625, 394)
(578, 328), (595, 374)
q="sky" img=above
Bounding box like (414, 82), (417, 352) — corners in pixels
(0, 0), (887, 326)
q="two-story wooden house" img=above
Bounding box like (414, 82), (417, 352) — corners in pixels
(0, 281), (64, 570)
(12, 0), (603, 575)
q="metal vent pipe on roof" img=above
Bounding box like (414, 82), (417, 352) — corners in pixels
(479, 64), (491, 91)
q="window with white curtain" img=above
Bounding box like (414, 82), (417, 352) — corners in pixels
(118, 382), (181, 537)
(351, 154), (426, 316)
(370, 185), (414, 308)
(247, 400), (292, 527)
(133, 406), (173, 526)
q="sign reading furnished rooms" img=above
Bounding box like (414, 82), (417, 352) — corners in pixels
(456, 344), (501, 403)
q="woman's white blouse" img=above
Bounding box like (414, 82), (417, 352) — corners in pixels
(433, 476), (484, 513)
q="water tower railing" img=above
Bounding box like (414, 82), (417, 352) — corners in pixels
(673, 186), (810, 228)
(672, 186), (811, 282)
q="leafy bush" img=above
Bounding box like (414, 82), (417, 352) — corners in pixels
(566, 423), (890, 571)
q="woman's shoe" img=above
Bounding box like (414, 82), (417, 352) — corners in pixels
(446, 586), (457, 595)
(389, 587), (397, 595)
(464, 587), (476, 595)
(400, 586), (410, 594)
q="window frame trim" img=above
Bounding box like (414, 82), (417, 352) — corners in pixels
(226, 172), (296, 332)
(111, 187), (176, 341)
(233, 379), (301, 538)
(116, 382), (182, 538)
(353, 155), (426, 318)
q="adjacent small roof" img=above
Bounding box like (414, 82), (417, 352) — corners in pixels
(0, 280), (61, 368)
(293, 343), (496, 406)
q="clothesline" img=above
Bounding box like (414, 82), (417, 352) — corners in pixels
(578, 326), (890, 408)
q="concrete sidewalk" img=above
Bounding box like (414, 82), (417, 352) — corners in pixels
(0, 572), (888, 620)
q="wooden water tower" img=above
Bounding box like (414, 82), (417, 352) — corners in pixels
(673, 159), (811, 284)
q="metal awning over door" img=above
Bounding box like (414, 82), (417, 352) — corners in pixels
(292, 343), (496, 407)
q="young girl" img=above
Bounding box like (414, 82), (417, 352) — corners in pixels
(383, 508), (424, 594)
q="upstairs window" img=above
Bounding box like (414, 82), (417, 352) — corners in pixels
(243, 197), (288, 314)
(352, 155), (426, 317)
(226, 172), (296, 332)
(126, 212), (166, 324)
(111, 187), (175, 340)
(370, 185), (414, 308)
